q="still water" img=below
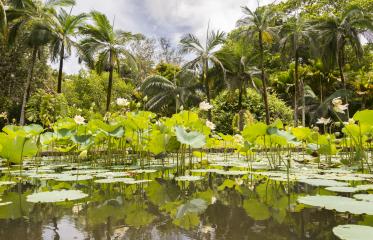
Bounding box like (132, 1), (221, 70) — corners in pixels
(0, 161), (371, 240)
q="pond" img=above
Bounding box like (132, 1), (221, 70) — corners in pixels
(0, 154), (372, 240)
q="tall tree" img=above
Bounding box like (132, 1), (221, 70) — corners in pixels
(49, 8), (86, 93)
(79, 11), (142, 112)
(0, 0), (7, 42)
(7, 0), (75, 125)
(141, 67), (200, 115)
(279, 14), (313, 126)
(179, 28), (226, 120)
(237, 6), (277, 125)
(312, 6), (373, 118)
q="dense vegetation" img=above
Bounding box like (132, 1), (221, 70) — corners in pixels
(0, 1), (373, 238)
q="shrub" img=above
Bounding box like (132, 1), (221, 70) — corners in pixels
(212, 89), (293, 134)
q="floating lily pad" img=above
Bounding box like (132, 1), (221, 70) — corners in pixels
(190, 169), (219, 173)
(353, 194), (373, 202)
(27, 190), (88, 203)
(333, 225), (373, 240)
(95, 172), (130, 178)
(55, 175), (93, 182)
(356, 184), (373, 191)
(175, 176), (203, 182)
(130, 169), (157, 174)
(299, 179), (349, 187)
(298, 195), (373, 215)
(215, 170), (249, 176)
(125, 179), (153, 184)
(0, 202), (12, 206)
(94, 178), (135, 184)
(325, 187), (359, 193)
(0, 181), (16, 186)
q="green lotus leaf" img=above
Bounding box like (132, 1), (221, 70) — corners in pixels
(354, 110), (373, 126)
(175, 126), (206, 148)
(0, 133), (37, 163)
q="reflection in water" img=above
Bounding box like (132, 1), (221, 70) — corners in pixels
(0, 166), (371, 240)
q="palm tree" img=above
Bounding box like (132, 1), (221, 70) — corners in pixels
(237, 6), (277, 125)
(141, 70), (201, 114)
(312, 7), (373, 118)
(179, 28), (226, 120)
(7, 0), (75, 125)
(79, 11), (143, 112)
(279, 15), (313, 126)
(0, 0), (7, 42)
(49, 8), (87, 93)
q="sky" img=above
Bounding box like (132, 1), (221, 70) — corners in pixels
(59, 0), (276, 74)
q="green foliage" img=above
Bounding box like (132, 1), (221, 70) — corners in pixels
(26, 89), (69, 127)
(212, 89), (293, 134)
(64, 71), (134, 115)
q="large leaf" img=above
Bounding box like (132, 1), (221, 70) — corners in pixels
(175, 126), (206, 148)
(354, 110), (373, 126)
(0, 133), (38, 163)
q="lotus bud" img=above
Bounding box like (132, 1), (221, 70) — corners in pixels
(180, 105), (184, 111)
(136, 102), (141, 108)
(334, 132), (341, 137)
(143, 96), (148, 102)
(335, 122), (341, 127)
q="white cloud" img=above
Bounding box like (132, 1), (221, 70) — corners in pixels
(58, 0), (275, 74)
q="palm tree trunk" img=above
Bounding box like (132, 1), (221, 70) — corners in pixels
(20, 47), (37, 125)
(294, 50), (299, 127)
(57, 43), (64, 93)
(203, 58), (212, 120)
(106, 50), (114, 112)
(338, 49), (349, 119)
(259, 31), (270, 125)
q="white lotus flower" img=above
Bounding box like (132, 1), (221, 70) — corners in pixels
(74, 115), (85, 125)
(211, 196), (217, 204)
(235, 178), (244, 186)
(116, 98), (130, 107)
(199, 101), (213, 111)
(316, 117), (331, 125)
(332, 97), (349, 114)
(344, 118), (356, 125)
(234, 134), (244, 144)
(206, 120), (216, 130)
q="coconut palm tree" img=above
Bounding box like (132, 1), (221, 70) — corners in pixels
(312, 7), (373, 118)
(237, 6), (277, 125)
(0, 0), (7, 42)
(279, 15), (314, 126)
(6, 0), (75, 125)
(141, 69), (201, 114)
(79, 11), (143, 112)
(179, 28), (226, 120)
(49, 8), (87, 93)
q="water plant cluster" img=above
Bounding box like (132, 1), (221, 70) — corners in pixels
(0, 101), (372, 238)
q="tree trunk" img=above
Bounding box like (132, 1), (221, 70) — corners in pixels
(259, 31), (270, 125)
(294, 49), (299, 127)
(203, 58), (212, 120)
(57, 43), (64, 93)
(106, 50), (114, 112)
(338, 49), (349, 119)
(20, 47), (37, 125)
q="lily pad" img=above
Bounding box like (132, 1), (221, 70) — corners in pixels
(55, 175), (93, 182)
(325, 187), (359, 193)
(356, 184), (373, 191)
(175, 176), (203, 182)
(27, 190), (88, 203)
(94, 178), (135, 184)
(299, 179), (348, 187)
(333, 225), (373, 240)
(353, 194), (373, 202)
(298, 195), (373, 215)
(0, 181), (16, 186)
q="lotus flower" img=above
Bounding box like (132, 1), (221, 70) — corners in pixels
(74, 115), (85, 125)
(316, 117), (331, 125)
(234, 134), (244, 144)
(206, 120), (216, 130)
(199, 101), (213, 111)
(332, 97), (349, 114)
(116, 98), (130, 107)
